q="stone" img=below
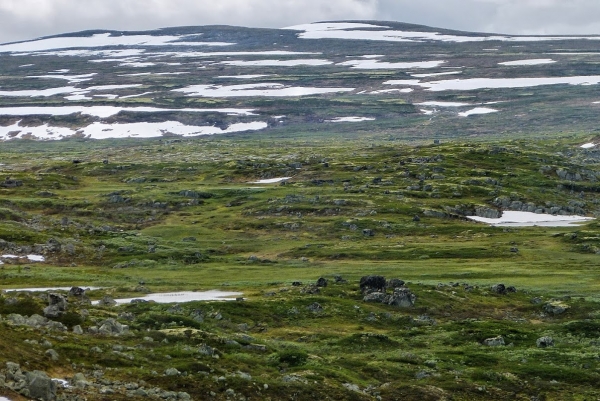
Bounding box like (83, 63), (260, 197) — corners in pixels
(68, 287), (86, 297)
(490, 284), (507, 295)
(362, 229), (375, 237)
(363, 292), (387, 303)
(165, 368), (180, 376)
(384, 288), (416, 308)
(25, 370), (57, 401)
(98, 318), (128, 335)
(483, 336), (505, 346)
(536, 336), (555, 348)
(316, 277), (328, 287)
(386, 278), (405, 290)
(543, 302), (568, 315)
(44, 293), (67, 318)
(45, 349), (59, 361)
(71, 373), (89, 389)
(307, 302), (323, 313)
(97, 296), (117, 307)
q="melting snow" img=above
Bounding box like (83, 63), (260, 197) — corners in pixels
(0, 84), (141, 99)
(27, 73), (97, 83)
(173, 83), (354, 97)
(416, 101), (471, 107)
(369, 88), (413, 94)
(326, 117), (375, 122)
(384, 76), (600, 91)
(218, 74), (272, 79)
(92, 290), (242, 305)
(467, 211), (594, 227)
(285, 22), (600, 43)
(221, 59), (332, 67)
(0, 33), (235, 53)
(411, 71), (462, 78)
(338, 60), (445, 69)
(0, 254), (44, 262)
(0, 120), (267, 141)
(581, 143), (596, 148)
(252, 177), (291, 184)
(3, 287), (102, 292)
(0, 106), (255, 118)
(458, 107), (498, 117)
(499, 59), (556, 66)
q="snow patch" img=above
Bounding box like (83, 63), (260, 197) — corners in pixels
(221, 59), (332, 67)
(338, 60), (445, 69)
(0, 120), (267, 141)
(499, 59), (556, 66)
(458, 107), (498, 117)
(173, 83), (354, 97)
(384, 76), (600, 91)
(0, 33), (234, 53)
(92, 290), (243, 305)
(326, 117), (375, 122)
(467, 211), (594, 227)
(251, 177), (291, 184)
(0, 106), (256, 118)
(285, 22), (600, 43)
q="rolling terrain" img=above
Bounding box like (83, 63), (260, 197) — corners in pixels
(0, 22), (599, 401)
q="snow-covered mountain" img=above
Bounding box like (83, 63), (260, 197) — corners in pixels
(1, 21), (599, 141)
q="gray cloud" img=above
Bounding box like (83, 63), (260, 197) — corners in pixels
(376, 0), (600, 35)
(1, 0), (599, 44)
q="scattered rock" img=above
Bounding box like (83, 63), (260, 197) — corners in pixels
(490, 284), (507, 295)
(483, 336), (505, 346)
(384, 288), (416, 308)
(536, 336), (555, 348)
(316, 277), (328, 287)
(386, 278), (405, 290)
(165, 368), (180, 376)
(97, 296), (117, 307)
(44, 349), (59, 361)
(307, 302), (323, 313)
(25, 370), (57, 401)
(543, 302), (569, 315)
(363, 292), (387, 303)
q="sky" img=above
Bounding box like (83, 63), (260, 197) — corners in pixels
(1, 0), (600, 44)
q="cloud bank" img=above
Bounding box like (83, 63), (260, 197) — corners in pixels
(1, 0), (599, 44)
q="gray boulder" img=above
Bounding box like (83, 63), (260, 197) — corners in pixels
(543, 302), (568, 315)
(536, 336), (555, 348)
(97, 296), (117, 307)
(384, 288), (416, 308)
(98, 318), (128, 335)
(483, 336), (505, 346)
(363, 292), (387, 303)
(25, 370), (57, 401)
(316, 277), (328, 287)
(475, 207), (501, 219)
(43, 293), (67, 318)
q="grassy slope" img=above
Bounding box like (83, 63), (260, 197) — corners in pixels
(0, 134), (599, 400)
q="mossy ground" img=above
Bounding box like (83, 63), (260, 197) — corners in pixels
(0, 134), (599, 400)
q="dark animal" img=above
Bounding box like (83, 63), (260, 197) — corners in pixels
(360, 275), (387, 293)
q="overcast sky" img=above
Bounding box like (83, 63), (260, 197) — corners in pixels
(1, 0), (600, 44)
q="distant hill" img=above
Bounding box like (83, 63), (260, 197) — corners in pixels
(1, 21), (600, 141)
